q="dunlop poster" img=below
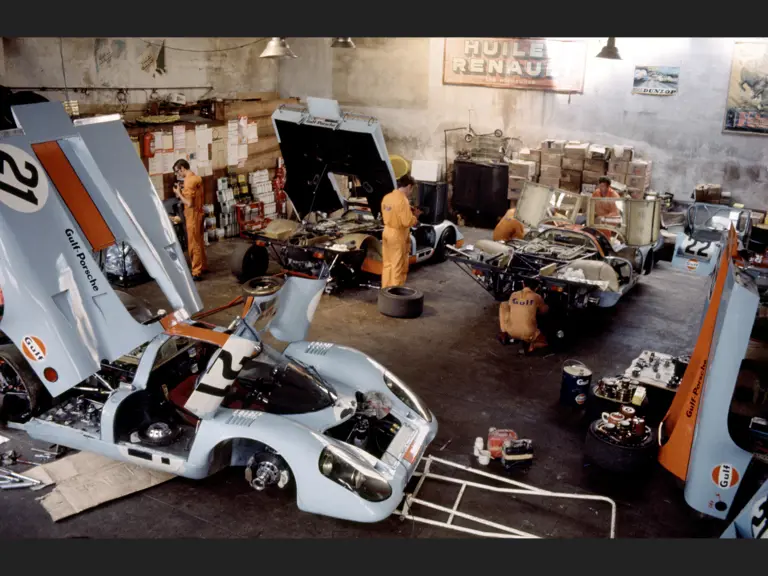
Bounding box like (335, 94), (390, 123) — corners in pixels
(443, 38), (587, 94)
(724, 41), (768, 136)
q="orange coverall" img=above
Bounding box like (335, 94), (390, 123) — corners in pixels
(182, 172), (207, 277)
(592, 187), (621, 218)
(499, 286), (550, 350)
(381, 188), (418, 288)
(493, 208), (525, 242)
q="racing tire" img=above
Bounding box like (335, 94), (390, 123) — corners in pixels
(584, 419), (657, 474)
(378, 286), (424, 319)
(433, 229), (456, 264)
(0, 343), (51, 424)
(230, 243), (269, 284)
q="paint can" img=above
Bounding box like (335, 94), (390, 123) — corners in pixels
(560, 360), (592, 407)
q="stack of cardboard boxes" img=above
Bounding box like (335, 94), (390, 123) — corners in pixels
(507, 140), (653, 199)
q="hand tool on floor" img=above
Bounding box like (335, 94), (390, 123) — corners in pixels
(1, 450), (37, 466)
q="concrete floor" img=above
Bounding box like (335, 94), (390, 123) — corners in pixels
(0, 227), (726, 538)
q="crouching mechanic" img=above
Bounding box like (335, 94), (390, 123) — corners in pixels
(498, 282), (550, 353)
(493, 207), (525, 242)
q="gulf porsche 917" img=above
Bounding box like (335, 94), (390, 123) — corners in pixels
(229, 98), (462, 293)
(0, 102), (436, 523)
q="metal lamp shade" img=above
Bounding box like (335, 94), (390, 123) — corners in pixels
(260, 37), (298, 59)
(331, 37), (356, 49)
(596, 37), (621, 60)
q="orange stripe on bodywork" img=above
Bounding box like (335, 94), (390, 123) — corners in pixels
(160, 316), (230, 347)
(657, 226), (736, 481)
(362, 257), (383, 276)
(31, 141), (115, 251)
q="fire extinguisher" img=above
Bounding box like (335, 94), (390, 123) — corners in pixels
(142, 133), (155, 158)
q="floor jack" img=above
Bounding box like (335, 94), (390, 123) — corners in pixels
(657, 227), (768, 537)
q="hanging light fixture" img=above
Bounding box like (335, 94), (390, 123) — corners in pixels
(260, 37), (297, 59)
(331, 37), (356, 49)
(596, 37), (621, 60)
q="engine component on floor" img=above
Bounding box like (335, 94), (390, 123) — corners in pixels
(624, 350), (689, 389)
(473, 436), (492, 465)
(139, 421), (181, 447)
(584, 415), (657, 474)
(594, 376), (647, 406)
(487, 428), (519, 459)
(597, 411), (651, 447)
(501, 439), (534, 470)
(245, 452), (290, 491)
(560, 360), (593, 407)
(41, 396), (103, 435)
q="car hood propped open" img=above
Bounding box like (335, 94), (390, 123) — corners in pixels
(272, 97), (397, 220)
(0, 102), (202, 397)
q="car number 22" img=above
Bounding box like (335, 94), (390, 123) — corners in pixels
(682, 237), (716, 259)
(0, 143), (49, 214)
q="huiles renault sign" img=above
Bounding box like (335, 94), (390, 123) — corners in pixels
(443, 38), (587, 94)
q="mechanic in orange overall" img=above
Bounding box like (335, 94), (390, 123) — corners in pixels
(493, 207), (525, 242)
(173, 159), (208, 281)
(498, 282), (550, 353)
(592, 176), (621, 220)
(381, 173), (420, 288)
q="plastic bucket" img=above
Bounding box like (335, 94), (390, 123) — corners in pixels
(560, 360), (592, 407)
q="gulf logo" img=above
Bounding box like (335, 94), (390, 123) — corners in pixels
(711, 463), (740, 489)
(686, 259), (699, 272)
(21, 335), (47, 363)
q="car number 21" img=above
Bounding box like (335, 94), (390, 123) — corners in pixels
(682, 237), (715, 259)
(0, 143), (49, 214)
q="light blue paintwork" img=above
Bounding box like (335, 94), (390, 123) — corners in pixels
(721, 478), (768, 538)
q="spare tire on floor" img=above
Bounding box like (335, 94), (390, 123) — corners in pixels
(230, 243), (269, 284)
(584, 419), (657, 474)
(378, 286), (424, 319)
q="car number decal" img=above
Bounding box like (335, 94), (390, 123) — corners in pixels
(682, 236), (716, 259)
(0, 143), (50, 213)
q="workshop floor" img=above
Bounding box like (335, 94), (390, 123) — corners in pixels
(1, 227), (726, 538)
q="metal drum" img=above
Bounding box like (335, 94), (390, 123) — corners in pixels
(560, 360), (593, 407)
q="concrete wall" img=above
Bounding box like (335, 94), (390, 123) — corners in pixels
(278, 37), (768, 209)
(1, 37), (278, 105)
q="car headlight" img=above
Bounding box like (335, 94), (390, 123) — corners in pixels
(383, 371), (432, 422)
(318, 445), (392, 502)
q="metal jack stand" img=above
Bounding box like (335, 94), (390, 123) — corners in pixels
(395, 455), (617, 538)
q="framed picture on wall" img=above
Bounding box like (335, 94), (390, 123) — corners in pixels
(724, 41), (768, 136)
(443, 38), (587, 94)
(632, 66), (680, 96)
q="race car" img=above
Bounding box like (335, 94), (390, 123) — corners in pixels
(447, 182), (661, 308)
(229, 98), (462, 293)
(0, 102), (437, 523)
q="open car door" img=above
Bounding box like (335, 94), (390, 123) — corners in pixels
(515, 182), (586, 229)
(0, 102), (202, 397)
(586, 195), (661, 247)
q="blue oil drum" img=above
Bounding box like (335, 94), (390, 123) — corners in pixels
(560, 360), (592, 407)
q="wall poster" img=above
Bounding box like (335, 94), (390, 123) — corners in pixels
(632, 66), (680, 96)
(443, 38), (587, 94)
(724, 41), (768, 136)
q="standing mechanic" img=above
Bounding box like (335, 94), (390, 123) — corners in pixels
(173, 159), (208, 281)
(592, 176), (621, 220)
(493, 207), (525, 242)
(498, 282), (550, 353)
(381, 165), (421, 288)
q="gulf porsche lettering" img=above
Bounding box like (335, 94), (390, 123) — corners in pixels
(711, 464), (740, 489)
(21, 336), (47, 362)
(0, 143), (49, 213)
(66, 229), (100, 292)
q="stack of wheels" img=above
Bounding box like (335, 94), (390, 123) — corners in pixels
(584, 419), (658, 474)
(378, 286), (424, 319)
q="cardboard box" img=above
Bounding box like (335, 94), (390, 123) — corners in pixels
(562, 157), (585, 171)
(611, 145), (634, 162)
(539, 176), (560, 188)
(587, 144), (609, 160)
(627, 187), (645, 199)
(582, 170), (603, 185)
(626, 174), (650, 190)
(508, 159), (537, 179)
(606, 172), (626, 185)
(628, 159), (652, 177)
(584, 158), (607, 174)
(541, 139), (566, 152)
(564, 142), (590, 159)
(540, 151), (563, 167)
(540, 165), (562, 179)
(608, 160), (629, 174)
(519, 148), (541, 163)
(561, 181), (580, 193)
(561, 169), (582, 185)
(508, 176), (527, 196)
(581, 183), (597, 194)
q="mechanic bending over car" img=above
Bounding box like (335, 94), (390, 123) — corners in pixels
(497, 281), (551, 354)
(493, 207), (525, 242)
(592, 176), (621, 220)
(381, 171), (422, 288)
(173, 159), (208, 281)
